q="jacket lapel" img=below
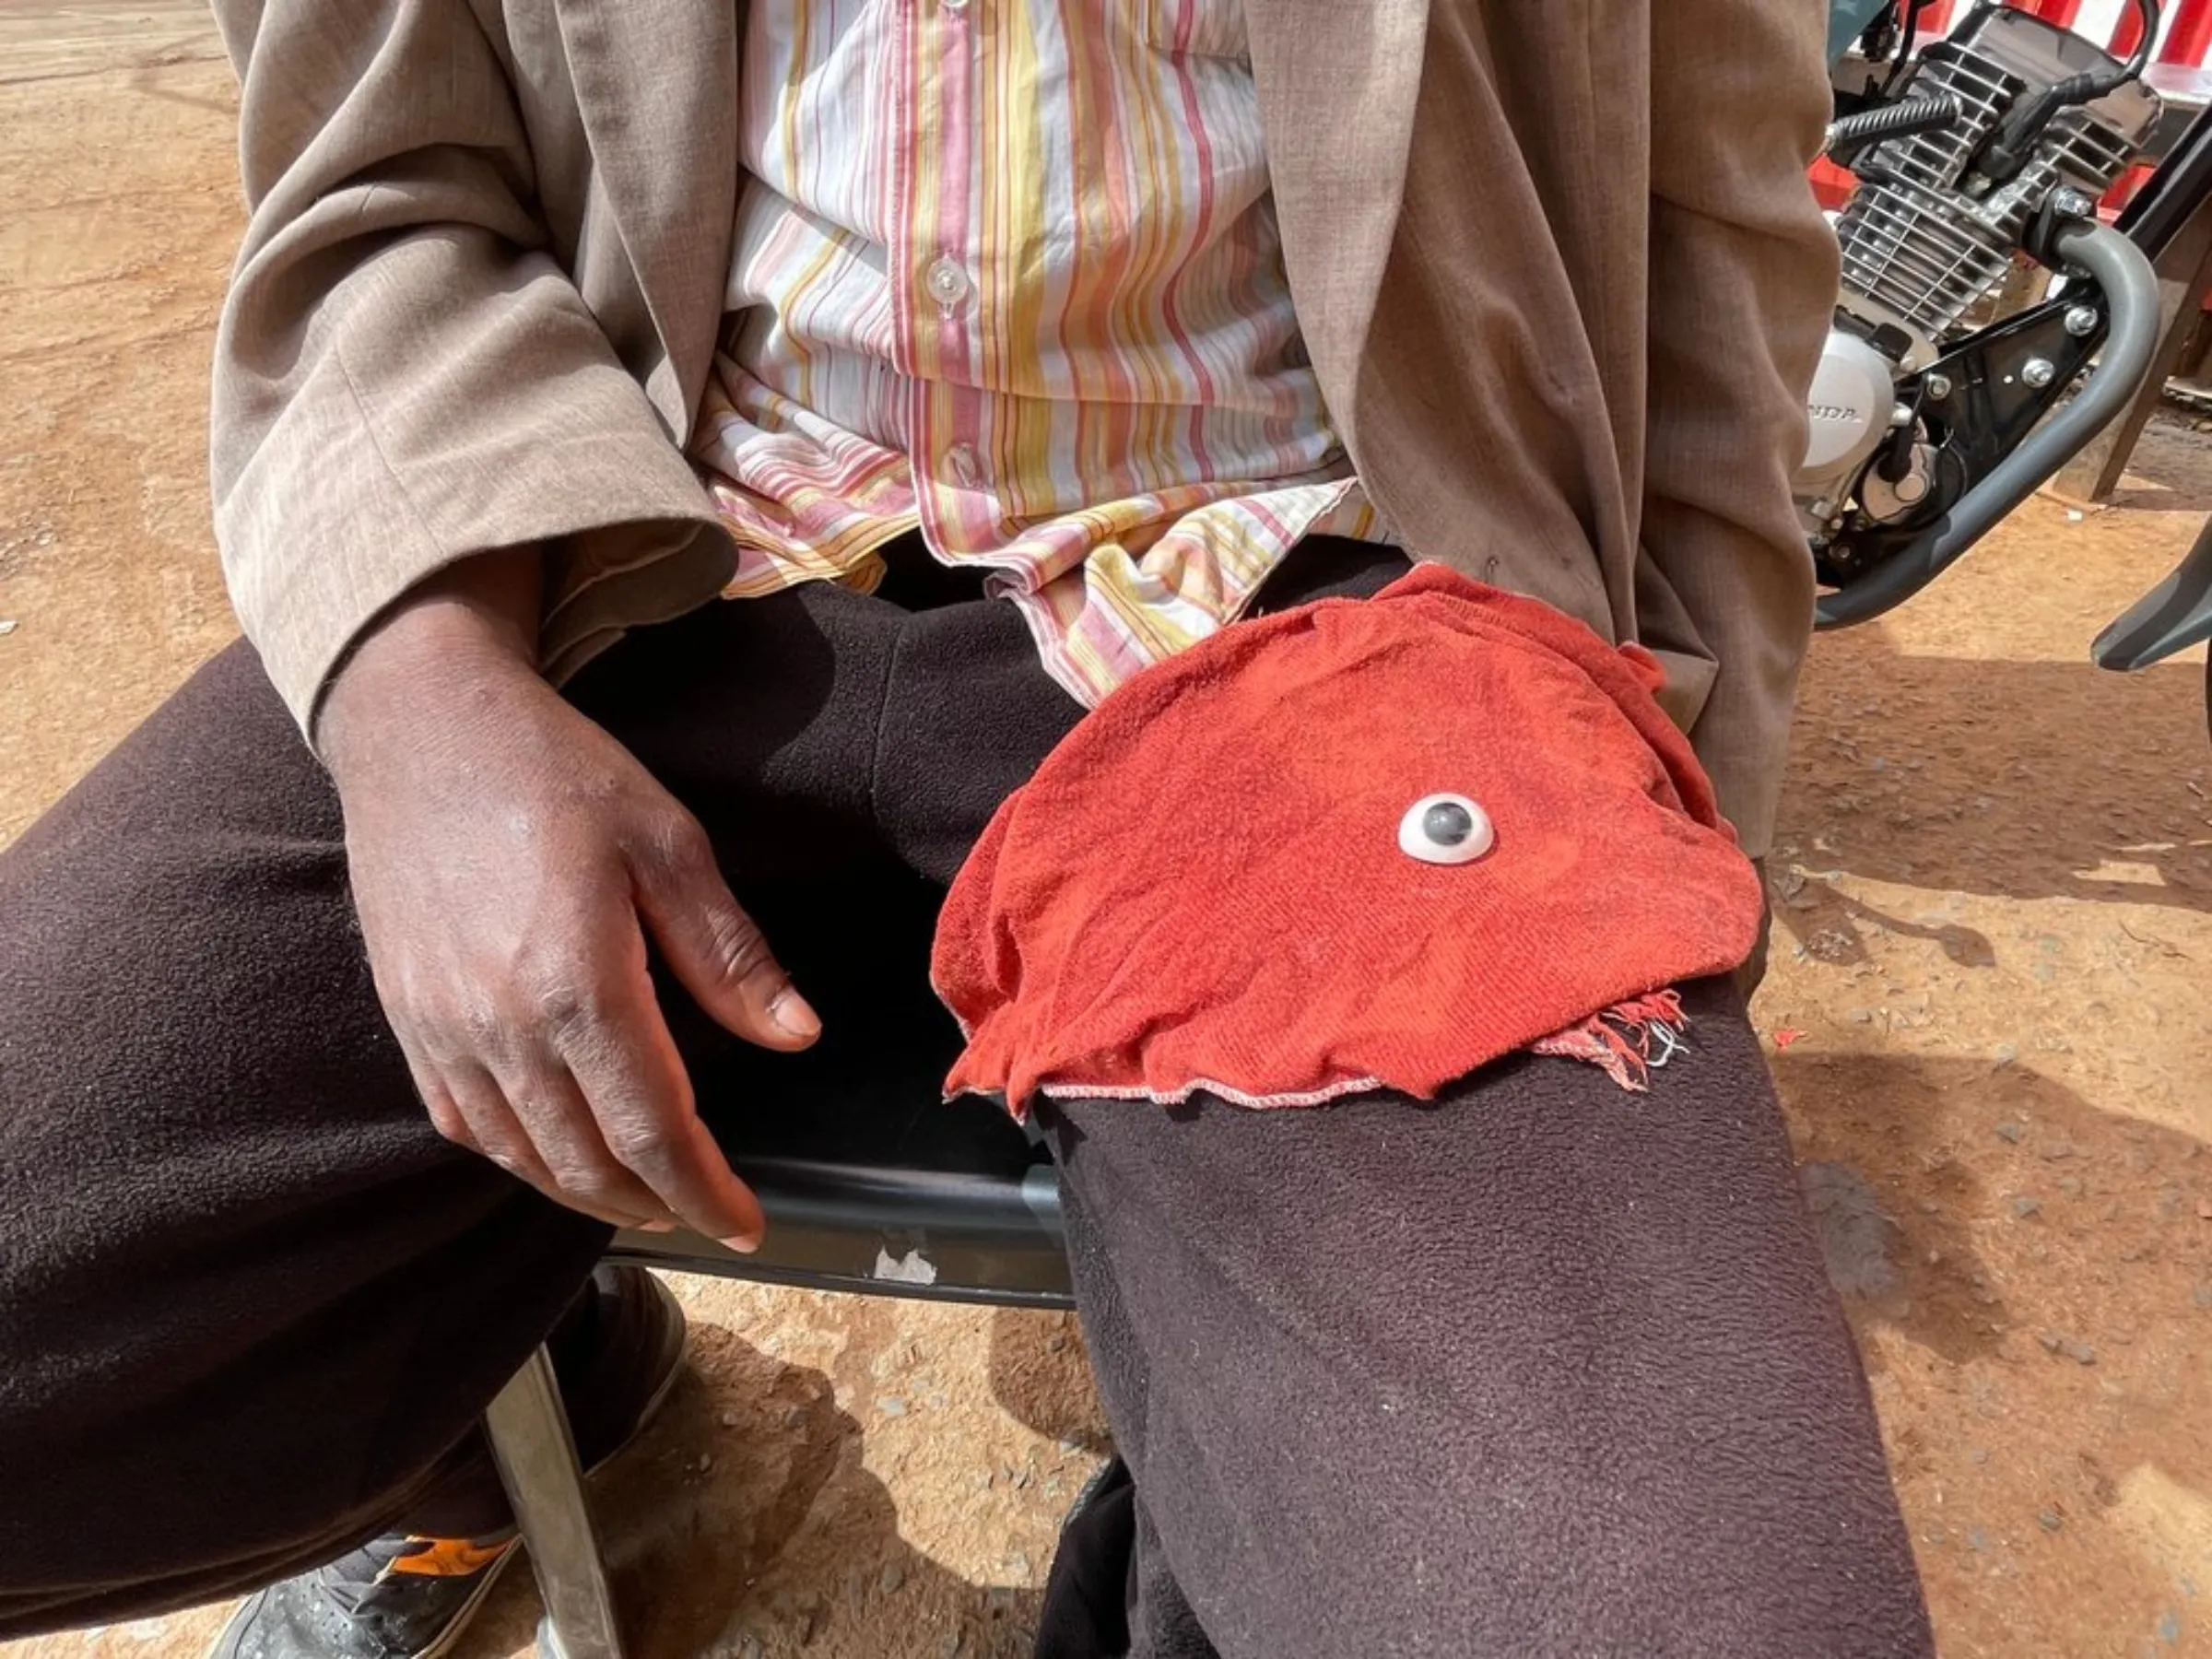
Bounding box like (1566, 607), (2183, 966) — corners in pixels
(550, 0), (739, 429)
(1244, 0), (1430, 458)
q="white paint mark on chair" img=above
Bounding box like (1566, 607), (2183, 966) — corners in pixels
(873, 1246), (938, 1286)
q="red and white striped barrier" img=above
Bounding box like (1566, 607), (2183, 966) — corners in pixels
(1814, 0), (2212, 212)
(1900, 0), (2212, 66)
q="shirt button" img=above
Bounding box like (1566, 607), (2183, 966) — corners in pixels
(947, 442), (982, 488)
(924, 255), (971, 310)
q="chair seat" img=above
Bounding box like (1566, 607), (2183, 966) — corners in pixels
(631, 928), (1071, 1309)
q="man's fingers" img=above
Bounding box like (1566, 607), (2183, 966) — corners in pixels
(412, 1066), (481, 1155)
(631, 817), (819, 1051)
(444, 1061), (662, 1231)
(490, 1059), (679, 1229)
(552, 937), (769, 1251)
(644, 1112), (768, 1253)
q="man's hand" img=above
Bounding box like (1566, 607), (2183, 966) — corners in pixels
(322, 551), (817, 1248)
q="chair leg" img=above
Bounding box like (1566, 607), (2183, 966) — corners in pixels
(484, 1344), (629, 1659)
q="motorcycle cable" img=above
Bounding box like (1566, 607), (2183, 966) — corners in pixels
(1980, 0), (2159, 182)
(1879, 0), (1938, 96)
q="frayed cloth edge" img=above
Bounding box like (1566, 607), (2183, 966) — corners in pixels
(947, 992), (1695, 1114)
(1529, 989), (1690, 1092)
(947, 1072), (1392, 1117)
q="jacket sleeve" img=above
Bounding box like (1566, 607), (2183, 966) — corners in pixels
(209, 0), (731, 744)
(1639, 0), (1839, 859)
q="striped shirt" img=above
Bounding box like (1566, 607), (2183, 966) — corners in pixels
(690, 0), (1387, 707)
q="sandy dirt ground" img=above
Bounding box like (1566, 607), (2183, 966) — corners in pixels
(1, 6), (2207, 1656)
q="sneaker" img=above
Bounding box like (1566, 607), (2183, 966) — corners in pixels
(206, 1266), (687, 1659)
(206, 1531), (523, 1659)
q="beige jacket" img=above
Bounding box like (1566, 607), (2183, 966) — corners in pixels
(209, 0), (1837, 858)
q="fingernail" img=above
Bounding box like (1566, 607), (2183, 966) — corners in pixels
(638, 1220), (677, 1233)
(770, 988), (820, 1041)
(720, 1232), (762, 1255)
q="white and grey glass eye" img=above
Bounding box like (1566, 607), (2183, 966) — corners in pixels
(1397, 794), (1494, 865)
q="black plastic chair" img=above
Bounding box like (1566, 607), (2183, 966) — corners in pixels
(482, 947), (1072, 1658)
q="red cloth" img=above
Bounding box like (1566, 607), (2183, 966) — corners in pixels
(932, 564), (1765, 1113)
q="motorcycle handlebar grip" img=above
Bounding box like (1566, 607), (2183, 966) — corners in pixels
(1826, 95), (1963, 155)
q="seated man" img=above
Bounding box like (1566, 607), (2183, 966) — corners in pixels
(0, 0), (1934, 1653)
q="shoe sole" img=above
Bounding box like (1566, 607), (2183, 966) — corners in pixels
(406, 1547), (524, 1659)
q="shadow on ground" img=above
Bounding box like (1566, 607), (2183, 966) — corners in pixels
(1776, 1048), (2210, 1371)
(988, 1310), (1108, 1458)
(1779, 623), (2210, 943)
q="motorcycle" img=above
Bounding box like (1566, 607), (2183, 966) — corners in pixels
(1798, 0), (2212, 726)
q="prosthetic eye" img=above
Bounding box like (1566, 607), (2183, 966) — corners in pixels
(1398, 794), (1493, 865)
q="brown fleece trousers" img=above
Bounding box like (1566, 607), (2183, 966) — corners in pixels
(0, 538), (1931, 1655)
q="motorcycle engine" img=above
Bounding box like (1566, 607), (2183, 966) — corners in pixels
(1798, 5), (2161, 524)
